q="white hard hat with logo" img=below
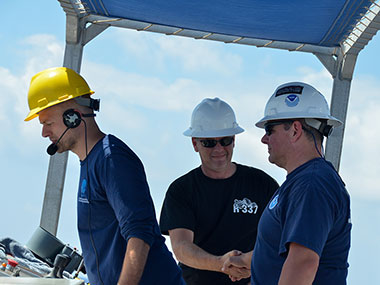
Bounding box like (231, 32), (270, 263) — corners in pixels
(255, 82), (342, 135)
(184, 97), (244, 138)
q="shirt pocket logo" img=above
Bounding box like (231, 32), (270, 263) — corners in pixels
(233, 198), (258, 214)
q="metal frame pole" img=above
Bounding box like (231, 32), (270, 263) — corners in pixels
(315, 52), (357, 171)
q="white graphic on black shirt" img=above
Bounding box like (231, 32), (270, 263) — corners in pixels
(233, 198), (258, 214)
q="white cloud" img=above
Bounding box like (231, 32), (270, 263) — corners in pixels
(234, 130), (287, 184)
(0, 68), (18, 123)
(156, 36), (243, 74)
(339, 75), (380, 199)
(98, 100), (149, 132)
(114, 29), (243, 75)
(0, 35), (63, 154)
(297, 67), (333, 98)
(81, 61), (242, 113)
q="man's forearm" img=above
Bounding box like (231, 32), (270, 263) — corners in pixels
(169, 228), (248, 279)
(117, 237), (150, 285)
(278, 243), (319, 285)
(173, 239), (240, 272)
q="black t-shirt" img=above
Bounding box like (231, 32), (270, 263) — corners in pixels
(160, 163), (279, 285)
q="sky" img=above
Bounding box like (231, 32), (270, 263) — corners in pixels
(1, 1), (379, 283)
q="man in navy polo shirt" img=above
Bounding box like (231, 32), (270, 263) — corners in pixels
(252, 82), (352, 284)
(25, 67), (184, 285)
(224, 82), (351, 284)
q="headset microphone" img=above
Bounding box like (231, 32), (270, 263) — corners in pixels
(47, 143), (58, 156)
(46, 109), (85, 156)
(47, 127), (71, 155)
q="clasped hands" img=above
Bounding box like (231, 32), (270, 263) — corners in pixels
(220, 250), (251, 282)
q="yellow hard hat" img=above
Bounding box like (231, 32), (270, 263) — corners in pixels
(25, 67), (94, 121)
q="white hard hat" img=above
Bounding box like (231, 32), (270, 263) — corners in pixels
(184, 97), (244, 138)
(255, 82), (342, 129)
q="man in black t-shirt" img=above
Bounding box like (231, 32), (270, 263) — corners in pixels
(160, 98), (278, 284)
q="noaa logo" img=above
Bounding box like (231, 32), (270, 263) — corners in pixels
(285, 94), (299, 107)
(269, 194), (279, 210)
(78, 179), (89, 204)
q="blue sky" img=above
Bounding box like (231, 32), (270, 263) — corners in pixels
(1, 1), (380, 283)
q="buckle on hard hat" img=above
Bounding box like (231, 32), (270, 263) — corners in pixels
(75, 96), (100, 112)
(89, 98), (100, 111)
(305, 118), (333, 137)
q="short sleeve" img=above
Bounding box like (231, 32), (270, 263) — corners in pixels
(159, 179), (196, 235)
(279, 178), (335, 257)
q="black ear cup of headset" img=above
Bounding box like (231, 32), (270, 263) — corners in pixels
(319, 121), (333, 137)
(63, 109), (82, 128)
(322, 125), (333, 137)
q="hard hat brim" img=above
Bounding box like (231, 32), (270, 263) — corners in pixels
(183, 126), (244, 138)
(24, 90), (95, 121)
(255, 114), (342, 128)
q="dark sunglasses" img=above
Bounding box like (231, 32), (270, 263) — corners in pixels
(264, 120), (294, 136)
(199, 137), (234, 148)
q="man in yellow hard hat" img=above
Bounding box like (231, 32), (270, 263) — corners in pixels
(25, 67), (185, 285)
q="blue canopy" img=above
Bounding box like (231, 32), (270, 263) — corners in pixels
(81, 0), (372, 47)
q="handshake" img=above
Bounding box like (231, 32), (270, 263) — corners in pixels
(220, 250), (252, 282)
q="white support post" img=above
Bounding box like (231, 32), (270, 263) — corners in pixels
(40, 152), (69, 234)
(325, 78), (351, 171)
(318, 52), (358, 171)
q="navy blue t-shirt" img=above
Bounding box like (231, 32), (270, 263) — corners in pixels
(77, 135), (184, 284)
(251, 158), (351, 285)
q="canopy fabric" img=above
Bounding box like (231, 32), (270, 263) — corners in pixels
(81, 0), (372, 47)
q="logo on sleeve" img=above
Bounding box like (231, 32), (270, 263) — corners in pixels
(78, 179), (89, 204)
(233, 198), (258, 214)
(269, 194), (279, 210)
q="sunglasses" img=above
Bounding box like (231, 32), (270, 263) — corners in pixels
(199, 137), (234, 148)
(264, 120), (294, 136)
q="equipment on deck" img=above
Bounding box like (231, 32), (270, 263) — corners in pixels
(0, 230), (84, 284)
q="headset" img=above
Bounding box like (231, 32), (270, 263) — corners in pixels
(304, 118), (333, 138)
(318, 121), (333, 137)
(46, 109), (95, 155)
(63, 109), (82, 129)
